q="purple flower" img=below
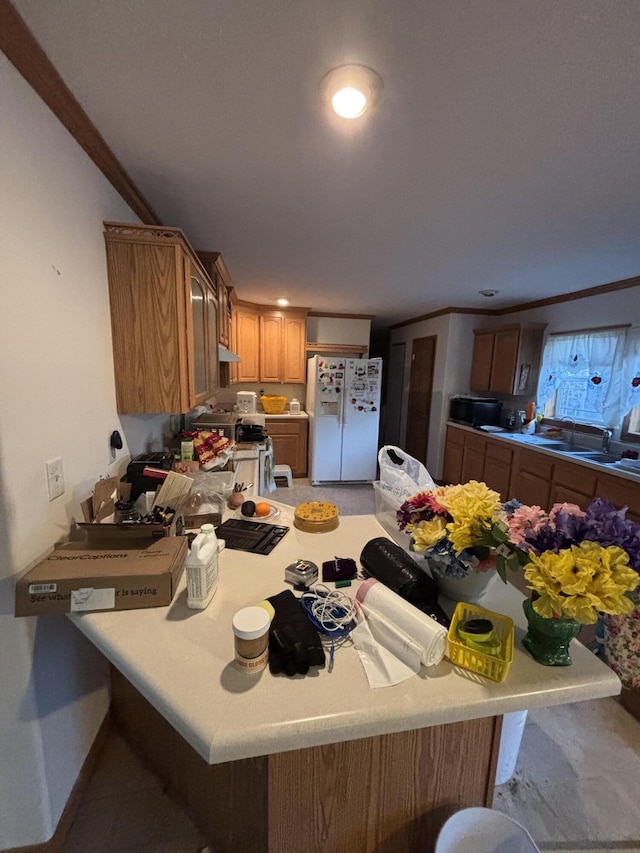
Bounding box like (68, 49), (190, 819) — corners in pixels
(522, 497), (640, 574)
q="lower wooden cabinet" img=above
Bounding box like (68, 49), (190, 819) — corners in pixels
(549, 461), (597, 510)
(442, 426), (464, 484)
(442, 425), (640, 518)
(596, 474), (640, 524)
(483, 442), (514, 498)
(267, 418), (308, 477)
(461, 432), (487, 483)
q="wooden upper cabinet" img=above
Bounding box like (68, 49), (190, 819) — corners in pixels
(233, 304), (260, 383)
(470, 324), (545, 395)
(196, 250), (233, 347)
(283, 314), (307, 383)
(232, 304), (308, 384)
(260, 313), (283, 382)
(104, 222), (218, 414)
(469, 331), (494, 392)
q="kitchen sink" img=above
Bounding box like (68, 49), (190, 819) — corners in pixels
(536, 441), (576, 451)
(566, 451), (619, 464)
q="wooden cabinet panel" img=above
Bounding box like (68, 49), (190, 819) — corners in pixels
(443, 426), (465, 484)
(259, 313), (283, 382)
(489, 328), (520, 394)
(483, 443), (514, 499)
(470, 331), (494, 392)
(234, 305), (260, 383)
(266, 419), (308, 476)
(283, 314), (307, 383)
(461, 433), (487, 482)
(509, 448), (553, 507)
(596, 474), (640, 523)
(553, 461), (597, 495)
(104, 224), (218, 414)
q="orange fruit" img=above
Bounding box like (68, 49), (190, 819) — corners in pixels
(255, 502), (271, 517)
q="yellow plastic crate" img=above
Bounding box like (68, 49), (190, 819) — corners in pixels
(261, 395), (287, 414)
(447, 602), (514, 682)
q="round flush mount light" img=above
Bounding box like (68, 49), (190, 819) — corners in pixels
(479, 289), (499, 298)
(276, 298), (289, 306)
(320, 64), (382, 119)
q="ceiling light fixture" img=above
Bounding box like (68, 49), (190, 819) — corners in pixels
(320, 64), (382, 119)
(277, 298), (289, 306)
(479, 289), (499, 298)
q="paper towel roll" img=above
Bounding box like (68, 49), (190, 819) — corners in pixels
(356, 579), (447, 669)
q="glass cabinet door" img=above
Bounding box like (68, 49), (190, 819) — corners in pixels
(206, 287), (219, 395)
(190, 276), (207, 398)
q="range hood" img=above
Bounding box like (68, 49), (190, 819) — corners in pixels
(218, 345), (241, 363)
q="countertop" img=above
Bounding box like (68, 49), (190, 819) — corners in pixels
(448, 421), (640, 483)
(263, 411), (308, 419)
(68, 504), (619, 766)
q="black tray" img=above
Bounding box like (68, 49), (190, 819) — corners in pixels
(215, 518), (289, 555)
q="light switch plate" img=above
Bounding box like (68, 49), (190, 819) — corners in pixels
(46, 458), (65, 501)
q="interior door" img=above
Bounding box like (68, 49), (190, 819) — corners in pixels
(404, 336), (436, 465)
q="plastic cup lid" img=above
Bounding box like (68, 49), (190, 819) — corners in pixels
(232, 606), (271, 640)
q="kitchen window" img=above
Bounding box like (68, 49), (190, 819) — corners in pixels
(537, 326), (640, 431)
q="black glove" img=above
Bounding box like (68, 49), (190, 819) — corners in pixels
(267, 590), (325, 675)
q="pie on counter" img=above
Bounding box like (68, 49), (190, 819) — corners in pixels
(293, 501), (340, 533)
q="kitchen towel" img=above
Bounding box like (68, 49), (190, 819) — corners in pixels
(351, 578), (447, 688)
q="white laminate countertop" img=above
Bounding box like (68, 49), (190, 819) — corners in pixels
(448, 421), (640, 483)
(68, 505), (619, 766)
(263, 411), (308, 419)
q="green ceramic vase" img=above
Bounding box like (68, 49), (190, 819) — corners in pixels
(522, 597), (581, 666)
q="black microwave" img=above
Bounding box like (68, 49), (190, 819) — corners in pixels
(449, 396), (502, 427)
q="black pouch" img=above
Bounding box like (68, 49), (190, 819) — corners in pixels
(359, 537), (450, 628)
(322, 557), (357, 582)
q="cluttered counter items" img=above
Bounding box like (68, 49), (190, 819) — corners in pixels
(67, 502), (619, 767)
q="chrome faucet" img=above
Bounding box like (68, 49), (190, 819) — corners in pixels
(601, 428), (613, 453)
(561, 417), (576, 446)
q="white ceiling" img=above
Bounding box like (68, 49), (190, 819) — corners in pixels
(12, 0), (640, 329)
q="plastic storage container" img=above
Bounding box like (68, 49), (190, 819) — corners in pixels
(186, 523), (219, 610)
(289, 398), (301, 415)
(447, 602), (514, 682)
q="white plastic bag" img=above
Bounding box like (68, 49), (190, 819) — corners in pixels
(373, 446), (436, 544)
(377, 446), (435, 498)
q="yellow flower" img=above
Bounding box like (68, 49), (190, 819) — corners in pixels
(524, 542), (639, 623)
(438, 481), (502, 554)
(410, 517), (448, 551)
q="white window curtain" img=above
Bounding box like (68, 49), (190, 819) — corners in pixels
(620, 326), (640, 418)
(537, 329), (626, 426)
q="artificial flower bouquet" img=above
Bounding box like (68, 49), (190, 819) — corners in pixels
(505, 499), (640, 624)
(397, 480), (527, 582)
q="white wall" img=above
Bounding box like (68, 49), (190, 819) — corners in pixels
(389, 313), (479, 478)
(0, 56), (167, 847)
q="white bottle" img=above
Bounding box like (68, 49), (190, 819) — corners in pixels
(186, 523), (219, 610)
(290, 398), (301, 415)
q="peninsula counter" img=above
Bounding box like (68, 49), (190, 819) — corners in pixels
(68, 504), (620, 853)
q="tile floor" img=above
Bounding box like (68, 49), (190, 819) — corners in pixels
(62, 694), (640, 852)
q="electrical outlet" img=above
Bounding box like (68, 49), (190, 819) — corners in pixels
(46, 458), (65, 501)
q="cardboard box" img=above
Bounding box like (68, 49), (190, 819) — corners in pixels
(15, 536), (187, 617)
(78, 474), (183, 541)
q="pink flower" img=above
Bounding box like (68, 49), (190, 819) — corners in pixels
(507, 505), (548, 546)
(549, 502), (587, 521)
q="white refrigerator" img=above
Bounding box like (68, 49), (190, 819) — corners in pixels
(307, 356), (383, 484)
